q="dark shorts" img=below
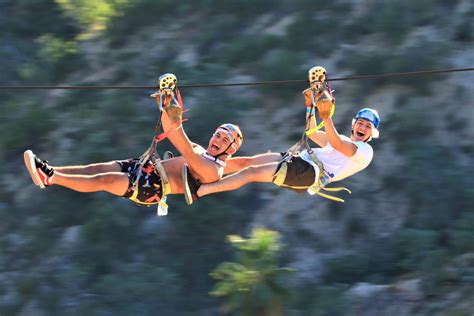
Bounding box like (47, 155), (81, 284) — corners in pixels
(273, 156), (316, 193)
(116, 158), (163, 205)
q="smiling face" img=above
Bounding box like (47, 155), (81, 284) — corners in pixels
(351, 118), (373, 142)
(206, 130), (236, 157)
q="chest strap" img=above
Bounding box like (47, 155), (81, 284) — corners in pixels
(202, 152), (226, 168)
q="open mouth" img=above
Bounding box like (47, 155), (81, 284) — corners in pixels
(211, 144), (220, 151)
(356, 130), (366, 137)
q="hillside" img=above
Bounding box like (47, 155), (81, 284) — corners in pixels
(1, 1), (473, 315)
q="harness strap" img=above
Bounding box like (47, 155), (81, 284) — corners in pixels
(304, 151), (351, 202)
(305, 82), (335, 135)
(153, 158), (171, 195)
(153, 158), (171, 216)
(130, 79), (184, 215)
(202, 152), (226, 167)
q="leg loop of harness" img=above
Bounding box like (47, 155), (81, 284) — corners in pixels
(127, 137), (173, 215)
(153, 157), (171, 216)
(305, 152), (351, 202)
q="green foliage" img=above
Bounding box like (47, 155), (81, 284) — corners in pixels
(343, 0), (455, 42)
(1, 1), (472, 315)
(224, 35), (280, 67)
(0, 1), (79, 86)
(89, 263), (180, 315)
(201, 0), (273, 17)
(453, 8), (473, 42)
(344, 214), (369, 239)
(0, 1), (78, 40)
(210, 228), (295, 315)
(448, 212), (474, 254)
(339, 40), (449, 93)
(395, 229), (440, 272)
(290, 284), (349, 316)
(387, 106), (473, 230)
(56, 0), (128, 35)
(324, 228), (447, 284)
(35, 34), (84, 82)
(0, 97), (57, 155)
(257, 49), (306, 98)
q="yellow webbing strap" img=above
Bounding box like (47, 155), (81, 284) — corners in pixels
(129, 186), (140, 202)
(306, 124), (323, 136)
(153, 158), (171, 216)
(272, 163), (288, 186)
(315, 191), (346, 202)
(305, 100), (335, 136)
(315, 187), (352, 202)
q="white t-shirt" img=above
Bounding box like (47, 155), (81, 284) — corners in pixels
(300, 135), (373, 182)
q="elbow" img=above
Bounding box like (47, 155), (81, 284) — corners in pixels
(330, 139), (344, 151)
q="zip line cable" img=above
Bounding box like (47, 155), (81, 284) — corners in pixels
(0, 67), (472, 91)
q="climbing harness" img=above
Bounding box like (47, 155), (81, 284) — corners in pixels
(278, 66), (351, 202)
(129, 73), (184, 216)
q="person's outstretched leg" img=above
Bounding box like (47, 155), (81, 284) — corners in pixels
(199, 162), (278, 196)
(183, 161), (280, 204)
(51, 172), (129, 196)
(24, 150), (129, 195)
(53, 161), (121, 175)
(224, 152), (281, 174)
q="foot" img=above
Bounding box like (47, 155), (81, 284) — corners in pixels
(23, 150), (54, 189)
(182, 163), (201, 205)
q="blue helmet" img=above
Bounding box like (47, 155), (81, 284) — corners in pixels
(353, 108), (380, 139)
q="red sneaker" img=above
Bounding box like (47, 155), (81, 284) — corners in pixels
(24, 150), (54, 189)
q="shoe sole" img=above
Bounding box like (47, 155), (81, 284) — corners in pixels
(23, 150), (45, 189)
(181, 164), (193, 205)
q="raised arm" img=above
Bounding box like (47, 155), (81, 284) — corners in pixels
(303, 88), (327, 147)
(316, 99), (357, 157)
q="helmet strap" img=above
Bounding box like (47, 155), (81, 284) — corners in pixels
(212, 141), (235, 159)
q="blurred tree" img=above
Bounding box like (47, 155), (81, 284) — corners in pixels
(210, 228), (295, 316)
(56, 0), (128, 36)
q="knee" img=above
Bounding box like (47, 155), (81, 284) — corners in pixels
(92, 174), (128, 195)
(243, 165), (265, 181)
(242, 163), (277, 183)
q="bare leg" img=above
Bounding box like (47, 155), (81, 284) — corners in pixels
(51, 171), (129, 196)
(53, 161), (121, 175)
(224, 152), (281, 174)
(197, 162), (279, 197)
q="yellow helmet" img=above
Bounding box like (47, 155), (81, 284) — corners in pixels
(308, 66), (327, 84)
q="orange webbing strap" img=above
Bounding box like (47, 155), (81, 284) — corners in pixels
(153, 88), (188, 143)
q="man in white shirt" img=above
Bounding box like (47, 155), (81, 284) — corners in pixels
(182, 90), (380, 205)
